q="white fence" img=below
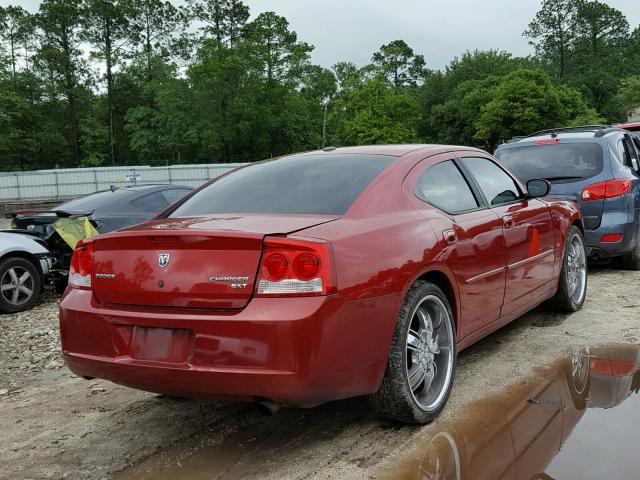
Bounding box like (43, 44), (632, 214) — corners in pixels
(0, 163), (249, 202)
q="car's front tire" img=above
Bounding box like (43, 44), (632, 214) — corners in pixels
(547, 226), (587, 312)
(0, 256), (41, 314)
(371, 281), (456, 424)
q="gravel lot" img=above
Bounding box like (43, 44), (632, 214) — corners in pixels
(1, 266), (639, 480)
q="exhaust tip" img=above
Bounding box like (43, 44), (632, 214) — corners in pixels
(256, 399), (281, 416)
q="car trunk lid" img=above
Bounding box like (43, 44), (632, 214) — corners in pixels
(90, 214), (338, 309)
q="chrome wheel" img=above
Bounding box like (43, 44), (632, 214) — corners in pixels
(1, 265), (35, 306)
(406, 295), (455, 412)
(566, 233), (586, 304)
(419, 432), (461, 480)
(571, 347), (590, 396)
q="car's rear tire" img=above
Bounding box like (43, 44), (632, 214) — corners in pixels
(621, 241), (640, 270)
(547, 226), (587, 312)
(370, 281), (456, 424)
(0, 256), (41, 314)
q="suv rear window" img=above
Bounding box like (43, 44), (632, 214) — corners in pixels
(495, 143), (603, 183)
(169, 154), (395, 216)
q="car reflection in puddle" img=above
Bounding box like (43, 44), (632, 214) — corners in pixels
(386, 344), (640, 480)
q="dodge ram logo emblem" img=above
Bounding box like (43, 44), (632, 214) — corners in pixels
(158, 253), (170, 268)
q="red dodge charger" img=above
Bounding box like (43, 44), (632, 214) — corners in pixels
(59, 145), (587, 424)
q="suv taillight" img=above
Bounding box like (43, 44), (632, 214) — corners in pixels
(69, 239), (94, 289)
(256, 237), (336, 297)
(581, 179), (631, 201)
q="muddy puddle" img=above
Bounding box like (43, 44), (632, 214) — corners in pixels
(383, 344), (640, 480)
(114, 344), (640, 480)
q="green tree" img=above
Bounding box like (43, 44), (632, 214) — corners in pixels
(575, 0), (629, 56)
(475, 69), (603, 149)
(126, 0), (187, 82)
(36, 0), (87, 165)
(418, 50), (529, 143)
(82, 0), (132, 165)
(187, 0), (249, 45)
(0, 6), (31, 83)
(372, 40), (426, 88)
(330, 67), (419, 146)
(525, 0), (578, 78)
(614, 76), (640, 119)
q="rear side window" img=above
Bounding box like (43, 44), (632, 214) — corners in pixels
(460, 157), (521, 206)
(131, 192), (169, 212)
(162, 188), (190, 205)
(170, 154), (396, 216)
(415, 160), (478, 213)
(495, 143), (603, 183)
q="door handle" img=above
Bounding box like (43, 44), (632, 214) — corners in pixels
(443, 229), (457, 244)
(504, 215), (515, 229)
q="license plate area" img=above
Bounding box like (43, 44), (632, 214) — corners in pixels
(130, 327), (191, 363)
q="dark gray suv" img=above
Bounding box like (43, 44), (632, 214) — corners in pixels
(495, 126), (640, 269)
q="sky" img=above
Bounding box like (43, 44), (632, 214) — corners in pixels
(3, 0), (640, 69)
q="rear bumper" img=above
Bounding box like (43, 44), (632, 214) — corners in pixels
(59, 289), (401, 405)
(584, 209), (638, 258)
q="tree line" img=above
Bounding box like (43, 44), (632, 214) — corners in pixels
(0, 0), (639, 172)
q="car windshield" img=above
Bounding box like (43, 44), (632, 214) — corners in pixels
(169, 154), (396, 216)
(495, 143), (603, 183)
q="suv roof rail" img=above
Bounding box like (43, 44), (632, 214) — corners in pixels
(594, 127), (624, 138)
(525, 125), (611, 138)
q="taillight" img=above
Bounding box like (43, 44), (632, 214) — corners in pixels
(581, 179), (632, 201)
(69, 239), (94, 289)
(601, 233), (623, 243)
(256, 237), (336, 297)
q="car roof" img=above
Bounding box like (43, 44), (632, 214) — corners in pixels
(301, 144), (486, 158)
(617, 122), (640, 131)
(498, 125), (627, 149)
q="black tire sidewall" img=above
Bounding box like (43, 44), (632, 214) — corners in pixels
(0, 257), (41, 314)
(563, 227), (587, 311)
(373, 281), (457, 424)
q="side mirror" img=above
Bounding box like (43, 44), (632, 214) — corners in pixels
(526, 179), (551, 198)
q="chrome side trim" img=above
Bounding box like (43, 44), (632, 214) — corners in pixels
(466, 266), (506, 285)
(507, 249), (554, 270)
(465, 249), (555, 284)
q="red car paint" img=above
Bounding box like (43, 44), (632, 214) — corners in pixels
(59, 145), (582, 405)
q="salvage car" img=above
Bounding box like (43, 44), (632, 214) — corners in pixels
(0, 231), (50, 313)
(59, 145), (586, 424)
(495, 125), (640, 268)
(7, 185), (192, 289)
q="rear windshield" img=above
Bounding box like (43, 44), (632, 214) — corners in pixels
(169, 154), (396, 216)
(56, 189), (134, 212)
(495, 143), (603, 183)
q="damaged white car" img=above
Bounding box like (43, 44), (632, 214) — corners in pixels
(0, 232), (51, 313)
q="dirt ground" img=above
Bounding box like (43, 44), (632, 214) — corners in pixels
(1, 266), (639, 480)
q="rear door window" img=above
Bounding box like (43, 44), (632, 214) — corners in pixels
(415, 160), (479, 214)
(495, 143), (603, 183)
(169, 154), (395, 216)
(460, 157), (522, 206)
